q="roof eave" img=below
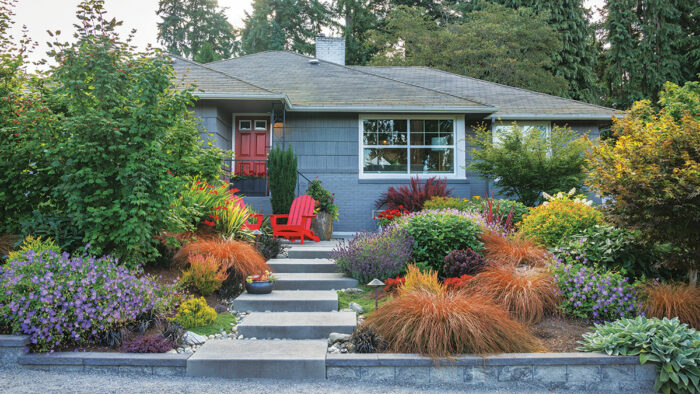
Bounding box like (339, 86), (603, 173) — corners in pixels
(489, 113), (619, 121)
(288, 105), (497, 113)
(194, 92), (287, 101)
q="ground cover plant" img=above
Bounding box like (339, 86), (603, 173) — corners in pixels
(392, 210), (483, 274)
(120, 334), (173, 353)
(481, 231), (549, 267)
(173, 297), (217, 329)
(467, 266), (559, 324)
(555, 225), (660, 279)
(520, 190), (604, 247)
(551, 256), (641, 321)
(331, 227), (413, 282)
(0, 248), (182, 352)
(375, 176), (452, 212)
(338, 286), (388, 317)
(640, 282), (700, 329)
(580, 316), (700, 394)
(188, 313), (237, 336)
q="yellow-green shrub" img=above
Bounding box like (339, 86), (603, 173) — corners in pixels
(520, 192), (604, 247)
(7, 235), (61, 261)
(180, 255), (228, 296)
(173, 297), (217, 329)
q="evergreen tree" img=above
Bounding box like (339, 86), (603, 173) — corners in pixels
(601, 0), (694, 109)
(457, 0), (599, 103)
(333, 0), (389, 65)
(157, 0), (237, 61)
(240, 0), (331, 55)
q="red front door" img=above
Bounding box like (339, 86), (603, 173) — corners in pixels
(235, 117), (269, 177)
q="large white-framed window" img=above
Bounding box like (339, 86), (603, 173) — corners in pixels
(359, 114), (466, 179)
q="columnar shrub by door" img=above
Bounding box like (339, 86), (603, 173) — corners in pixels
(268, 145), (298, 214)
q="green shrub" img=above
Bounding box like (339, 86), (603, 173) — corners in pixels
(7, 235), (61, 262)
(520, 191), (604, 247)
(555, 225), (660, 279)
(468, 123), (588, 206)
(579, 316), (700, 394)
(423, 196), (471, 211)
(268, 145), (298, 214)
(173, 297), (217, 329)
(394, 210), (483, 274)
(19, 210), (83, 253)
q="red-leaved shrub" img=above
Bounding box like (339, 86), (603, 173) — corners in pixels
(366, 290), (543, 357)
(468, 266), (559, 324)
(641, 282), (700, 329)
(120, 335), (173, 353)
(444, 274), (474, 290)
(374, 176), (452, 212)
(443, 249), (486, 277)
(384, 276), (405, 294)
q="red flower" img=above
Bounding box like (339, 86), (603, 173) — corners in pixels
(203, 220), (215, 227)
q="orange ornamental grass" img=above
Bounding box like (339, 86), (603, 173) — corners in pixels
(481, 230), (549, 267)
(398, 264), (444, 295)
(174, 238), (269, 278)
(365, 290), (543, 357)
(468, 265), (559, 325)
(641, 282), (700, 329)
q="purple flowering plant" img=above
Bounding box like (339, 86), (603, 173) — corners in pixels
(0, 247), (183, 352)
(330, 227), (414, 283)
(550, 251), (642, 322)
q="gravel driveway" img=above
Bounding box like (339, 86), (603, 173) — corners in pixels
(0, 367), (573, 393)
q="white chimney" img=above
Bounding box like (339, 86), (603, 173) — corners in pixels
(315, 35), (346, 66)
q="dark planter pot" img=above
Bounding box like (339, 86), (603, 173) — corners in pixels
(245, 280), (274, 294)
(311, 211), (334, 241)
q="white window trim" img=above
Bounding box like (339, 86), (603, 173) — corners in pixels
(254, 120), (268, 130)
(238, 119), (252, 130)
(358, 114), (466, 180)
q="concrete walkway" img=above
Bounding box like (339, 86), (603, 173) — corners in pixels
(188, 241), (359, 379)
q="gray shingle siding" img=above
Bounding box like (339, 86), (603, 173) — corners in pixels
(194, 104), (231, 151)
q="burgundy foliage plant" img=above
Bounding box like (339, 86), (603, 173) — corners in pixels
(374, 176), (452, 212)
(443, 248), (487, 277)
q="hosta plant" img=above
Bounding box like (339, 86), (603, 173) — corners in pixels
(579, 316), (700, 394)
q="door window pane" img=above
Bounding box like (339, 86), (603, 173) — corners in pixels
(363, 148), (407, 173)
(410, 148), (454, 173)
(239, 120), (251, 130)
(254, 120), (267, 130)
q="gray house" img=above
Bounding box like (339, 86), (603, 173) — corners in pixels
(172, 37), (616, 234)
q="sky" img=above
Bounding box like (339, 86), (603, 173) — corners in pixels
(11, 0), (606, 68)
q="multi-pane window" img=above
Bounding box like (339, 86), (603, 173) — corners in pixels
(361, 118), (456, 175)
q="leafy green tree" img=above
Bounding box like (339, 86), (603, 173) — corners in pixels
(600, 0), (693, 109)
(369, 4), (568, 96)
(240, 0), (331, 55)
(586, 81), (700, 285)
(456, 0), (599, 103)
(157, 0), (237, 62)
(468, 123), (588, 206)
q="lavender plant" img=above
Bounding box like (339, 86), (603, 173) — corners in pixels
(330, 228), (414, 283)
(551, 253), (642, 321)
(0, 247), (182, 352)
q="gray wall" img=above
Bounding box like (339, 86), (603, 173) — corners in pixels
(193, 105), (606, 232)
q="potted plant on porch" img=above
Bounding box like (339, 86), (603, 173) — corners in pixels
(306, 179), (338, 240)
(245, 270), (276, 294)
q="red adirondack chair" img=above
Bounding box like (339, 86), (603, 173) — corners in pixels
(269, 195), (320, 244)
(232, 198), (264, 232)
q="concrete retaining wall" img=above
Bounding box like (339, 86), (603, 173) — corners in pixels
(17, 352), (190, 376)
(326, 353), (656, 392)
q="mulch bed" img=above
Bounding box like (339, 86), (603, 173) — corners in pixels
(530, 316), (593, 352)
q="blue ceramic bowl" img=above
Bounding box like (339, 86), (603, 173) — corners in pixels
(245, 280), (274, 294)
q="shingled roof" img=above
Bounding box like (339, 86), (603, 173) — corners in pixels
(171, 51), (615, 119)
(353, 66), (616, 120)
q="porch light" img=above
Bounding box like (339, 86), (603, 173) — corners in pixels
(367, 278), (385, 310)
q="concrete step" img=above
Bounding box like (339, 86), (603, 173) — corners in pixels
(285, 246), (335, 259)
(268, 258), (337, 273)
(233, 290), (338, 312)
(274, 273), (358, 290)
(238, 312), (356, 339)
(187, 339), (327, 379)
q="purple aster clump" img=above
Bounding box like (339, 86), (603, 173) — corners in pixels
(0, 248), (182, 352)
(330, 227), (414, 283)
(550, 255), (642, 322)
